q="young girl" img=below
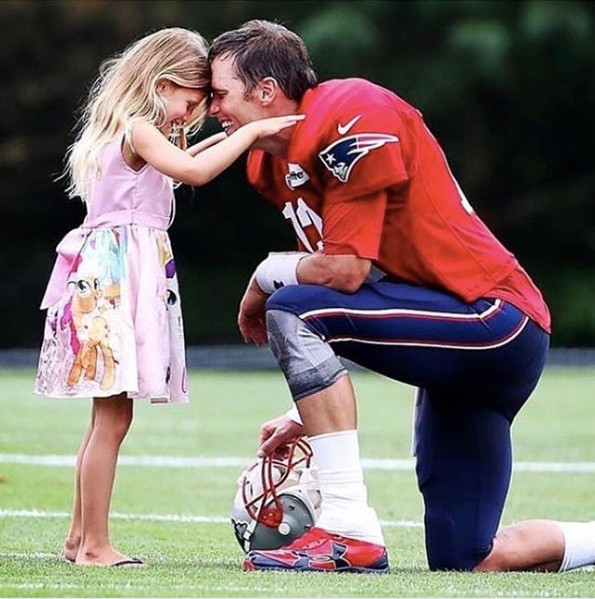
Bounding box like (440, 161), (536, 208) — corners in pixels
(34, 27), (302, 567)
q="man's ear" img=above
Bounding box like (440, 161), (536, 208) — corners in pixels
(258, 77), (279, 106)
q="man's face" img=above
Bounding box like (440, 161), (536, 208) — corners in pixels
(208, 56), (266, 136)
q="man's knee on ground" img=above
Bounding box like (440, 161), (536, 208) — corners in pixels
(425, 512), (488, 571)
(472, 527), (522, 572)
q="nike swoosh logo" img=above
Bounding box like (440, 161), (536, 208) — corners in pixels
(337, 115), (361, 135)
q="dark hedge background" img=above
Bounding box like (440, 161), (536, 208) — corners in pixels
(2, 0), (594, 348)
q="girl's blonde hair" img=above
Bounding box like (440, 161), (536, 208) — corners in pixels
(65, 27), (209, 201)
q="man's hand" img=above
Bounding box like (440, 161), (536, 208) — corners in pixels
(238, 276), (269, 345)
(258, 414), (305, 457)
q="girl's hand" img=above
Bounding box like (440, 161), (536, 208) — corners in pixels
(247, 114), (305, 139)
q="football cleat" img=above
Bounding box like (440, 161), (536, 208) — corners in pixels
(231, 437), (321, 553)
(242, 526), (390, 573)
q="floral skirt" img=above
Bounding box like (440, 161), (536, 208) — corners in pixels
(35, 225), (188, 404)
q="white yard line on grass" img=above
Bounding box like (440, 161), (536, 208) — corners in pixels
(1, 453), (595, 472)
(0, 581), (273, 594)
(0, 508), (422, 527)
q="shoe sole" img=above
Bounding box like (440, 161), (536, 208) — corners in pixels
(243, 561), (389, 574)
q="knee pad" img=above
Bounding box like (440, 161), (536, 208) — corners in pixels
(266, 309), (347, 400)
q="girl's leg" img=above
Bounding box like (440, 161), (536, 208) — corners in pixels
(75, 392), (134, 566)
(63, 411), (95, 562)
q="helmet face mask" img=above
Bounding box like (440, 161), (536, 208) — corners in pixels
(231, 437), (321, 553)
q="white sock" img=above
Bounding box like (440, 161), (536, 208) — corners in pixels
(310, 430), (384, 545)
(559, 521), (595, 572)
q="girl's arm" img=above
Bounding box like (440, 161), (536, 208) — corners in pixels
(186, 132), (228, 157)
(131, 116), (303, 186)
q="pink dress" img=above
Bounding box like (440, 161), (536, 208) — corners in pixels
(35, 135), (188, 404)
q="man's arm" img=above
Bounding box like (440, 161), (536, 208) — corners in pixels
(253, 252), (372, 297)
(296, 253), (372, 293)
(238, 253), (372, 345)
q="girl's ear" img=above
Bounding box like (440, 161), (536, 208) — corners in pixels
(157, 79), (173, 95)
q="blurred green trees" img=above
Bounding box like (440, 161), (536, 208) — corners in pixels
(2, 0), (594, 347)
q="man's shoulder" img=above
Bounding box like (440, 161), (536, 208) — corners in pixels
(311, 78), (391, 106)
(318, 77), (385, 93)
(303, 78), (417, 125)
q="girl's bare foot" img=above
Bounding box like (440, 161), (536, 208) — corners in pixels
(75, 547), (144, 567)
(62, 537), (79, 563)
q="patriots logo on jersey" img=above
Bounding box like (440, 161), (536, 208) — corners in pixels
(319, 133), (399, 183)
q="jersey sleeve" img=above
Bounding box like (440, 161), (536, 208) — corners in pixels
(313, 95), (410, 258)
(317, 104), (409, 202)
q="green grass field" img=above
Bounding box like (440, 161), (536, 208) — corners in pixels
(1, 366), (595, 598)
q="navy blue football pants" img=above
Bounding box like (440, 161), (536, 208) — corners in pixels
(266, 281), (550, 571)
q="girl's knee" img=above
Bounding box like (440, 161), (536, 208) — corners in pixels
(93, 395), (133, 440)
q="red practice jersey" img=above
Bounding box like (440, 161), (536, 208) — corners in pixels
(247, 78), (550, 332)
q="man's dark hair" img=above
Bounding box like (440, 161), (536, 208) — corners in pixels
(208, 19), (318, 101)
